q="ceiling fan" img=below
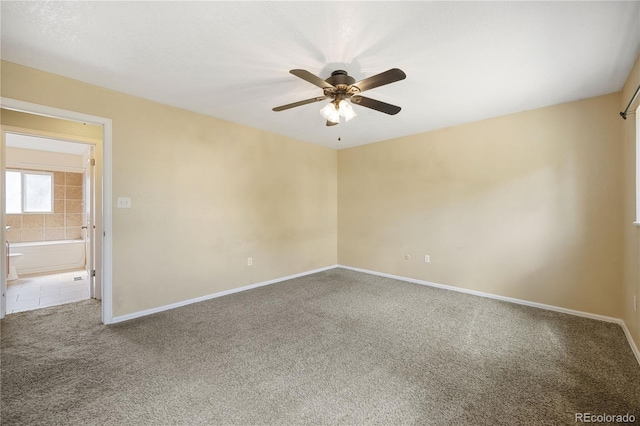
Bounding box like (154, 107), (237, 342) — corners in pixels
(273, 68), (406, 126)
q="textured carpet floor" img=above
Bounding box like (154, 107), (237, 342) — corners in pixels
(1, 268), (639, 425)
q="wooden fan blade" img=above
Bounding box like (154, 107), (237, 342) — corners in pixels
(352, 69), (406, 93)
(351, 96), (401, 115)
(290, 69), (336, 90)
(326, 120), (339, 126)
(273, 96), (328, 112)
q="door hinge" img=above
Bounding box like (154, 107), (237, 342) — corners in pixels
(91, 270), (96, 277)
(90, 158), (96, 166)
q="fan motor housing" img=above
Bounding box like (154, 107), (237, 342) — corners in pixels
(326, 70), (355, 87)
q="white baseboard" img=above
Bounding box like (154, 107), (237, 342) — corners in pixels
(337, 264), (640, 366)
(110, 265), (338, 324)
(620, 320), (640, 366)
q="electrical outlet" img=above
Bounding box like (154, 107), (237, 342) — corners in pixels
(425, 255), (430, 263)
(248, 257), (252, 266)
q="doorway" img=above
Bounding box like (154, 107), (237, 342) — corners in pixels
(4, 131), (97, 313)
(0, 98), (113, 323)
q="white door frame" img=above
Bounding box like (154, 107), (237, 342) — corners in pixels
(0, 98), (113, 324)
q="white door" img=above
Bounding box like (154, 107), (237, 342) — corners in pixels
(84, 146), (99, 299)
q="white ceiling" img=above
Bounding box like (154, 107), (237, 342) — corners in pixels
(6, 133), (88, 155)
(1, 1), (639, 149)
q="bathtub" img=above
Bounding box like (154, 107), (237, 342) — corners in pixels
(10, 240), (86, 275)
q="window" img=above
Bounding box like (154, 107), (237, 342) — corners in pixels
(5, 170), (53, 214)
(5, 171), (22, 214)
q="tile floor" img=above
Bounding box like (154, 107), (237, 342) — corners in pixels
(6, 269), (90, 314)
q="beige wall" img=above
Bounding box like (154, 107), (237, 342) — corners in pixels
(1, 61), (338, 317)
(622, 55), (640, 351)
(339, 93), (623, 318)
(1, 58), (633, 333)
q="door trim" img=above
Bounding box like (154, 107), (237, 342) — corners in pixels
(0, 98), (113, 324)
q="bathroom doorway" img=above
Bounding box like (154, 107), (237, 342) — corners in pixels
(1, 108), (103, 315)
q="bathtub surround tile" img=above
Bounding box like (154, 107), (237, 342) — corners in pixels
(53, 171), (65, 185)
(6, 216), (23, 243)
(22, 214), (44, 229)
(65, 214), (83, 227)
(6, 215), (22, 228)
(45, 228), (66, 241)
(65, 172), (83, 186)
(66, 228), (82, 240)
(65, 185), (83, 200)
(45, 213), (65, 228)
(6, 230), (22, 243)
(65, 200), (83, 213)
(54, 200), (65, 214)
(21, 228), (45, 242)
(54, 185), (65, 201)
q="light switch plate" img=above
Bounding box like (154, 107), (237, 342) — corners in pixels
(117, 197), (132, 208)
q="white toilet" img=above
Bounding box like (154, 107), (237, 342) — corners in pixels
(7, 252), (24, 281)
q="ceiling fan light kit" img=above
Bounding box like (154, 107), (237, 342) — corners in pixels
(320, 99), (357, 124)
(338, 100), (357, 122)
(273, 68), (406, 127)
(320, 102), (340, 124)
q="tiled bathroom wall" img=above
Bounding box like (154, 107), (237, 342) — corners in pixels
(6, 171), (85, 243)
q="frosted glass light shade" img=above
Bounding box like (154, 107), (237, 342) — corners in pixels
(338, 100), (357, 122)
(320, 102), (340, 123)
